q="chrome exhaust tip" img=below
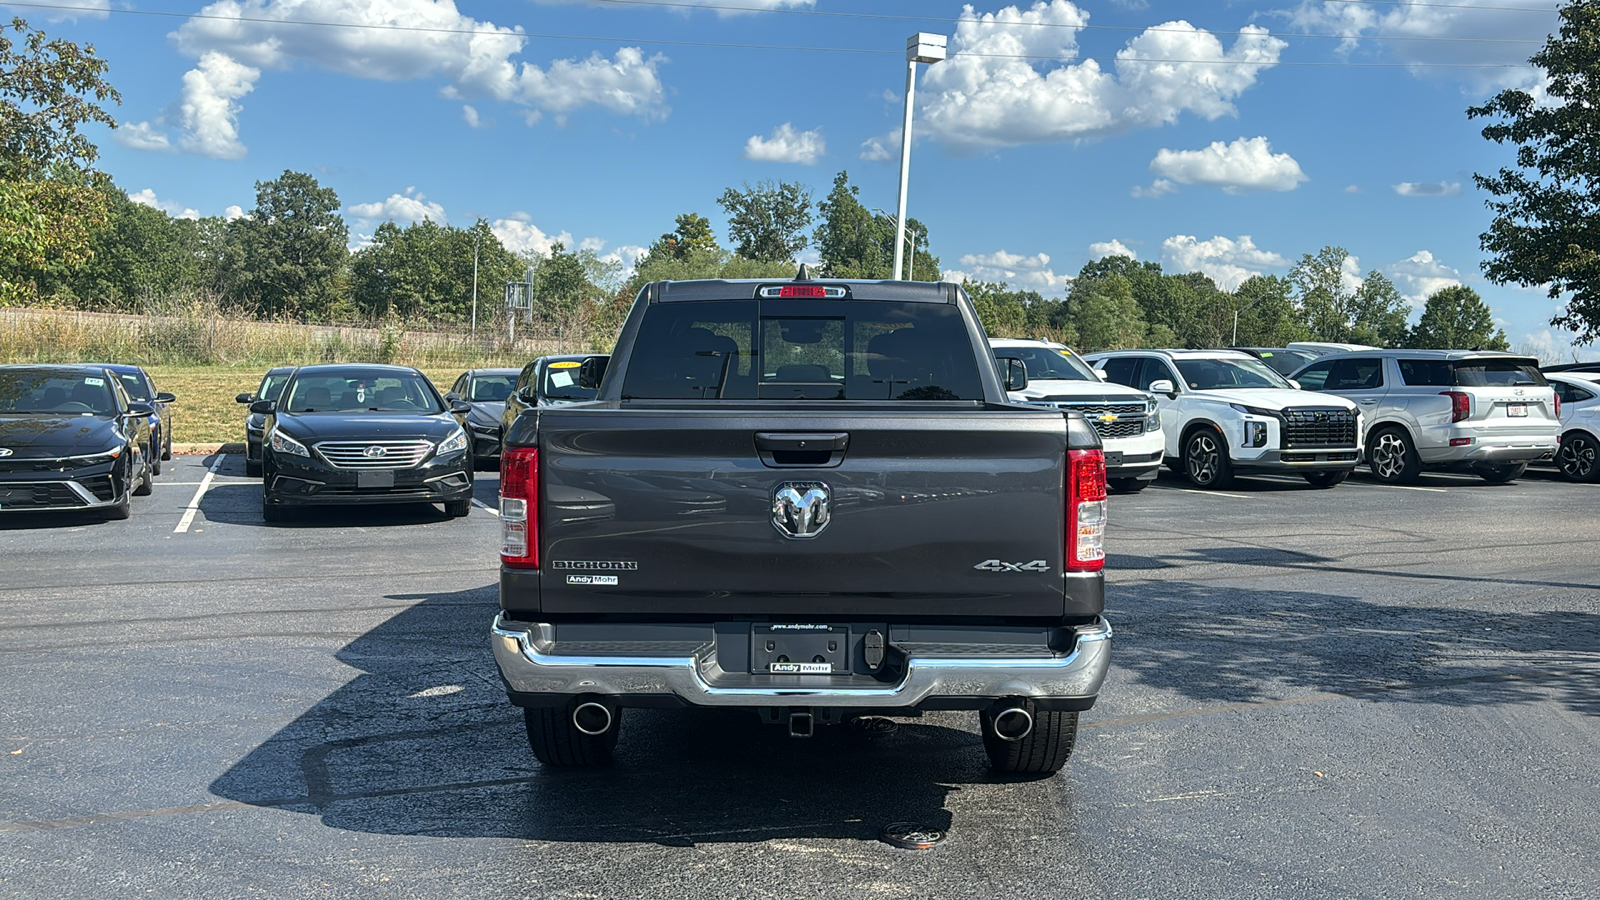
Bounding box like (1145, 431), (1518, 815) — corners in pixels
(572, 701), (614, 736)
(992, 705), (1034, 742)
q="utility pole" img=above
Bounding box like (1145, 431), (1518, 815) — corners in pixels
(894, 33), (946, 281)
(471, 227), (481, 341)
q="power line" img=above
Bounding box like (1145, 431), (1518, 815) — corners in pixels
(2, 1), (1544, 67)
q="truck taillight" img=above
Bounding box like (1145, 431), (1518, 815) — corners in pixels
(1441, 390), (1470, 422)
(1067, 448), (1107, 572)
(500, 446), (539, 569)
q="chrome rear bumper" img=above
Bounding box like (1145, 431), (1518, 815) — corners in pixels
(491, 614), (1113, 708)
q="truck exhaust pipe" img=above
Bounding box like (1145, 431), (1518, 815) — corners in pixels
(572, 701), (614, 736)
(991, 704), (1034, 742)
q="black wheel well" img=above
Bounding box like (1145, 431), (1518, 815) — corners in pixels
(1180, 420), (1223, 451)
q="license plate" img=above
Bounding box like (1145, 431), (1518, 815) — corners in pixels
(1103, 451), (1123, 467)
(752, 624), (849, 675)
(357, 470), (395, 489)
(1507, 403), (1527, 417)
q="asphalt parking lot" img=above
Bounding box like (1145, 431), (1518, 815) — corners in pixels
(2, 455), (1598, 899)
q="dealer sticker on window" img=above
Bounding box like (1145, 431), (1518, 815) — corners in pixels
(567, 575), (618, 586)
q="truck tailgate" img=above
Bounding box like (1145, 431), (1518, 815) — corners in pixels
(529, 407), (1078, 619)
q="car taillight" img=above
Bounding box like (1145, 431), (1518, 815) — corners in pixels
(1067, 448), (1107, 572)
(500, 446), (539, 569)
(1554, 392), (1560, 418)
(1441, 390), (1470, 423)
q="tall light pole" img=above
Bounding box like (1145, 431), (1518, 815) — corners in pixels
(471, 226), (481, 341)
(894, 32), (946, 281)
(874, 208), (917, 281)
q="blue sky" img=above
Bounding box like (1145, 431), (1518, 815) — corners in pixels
(17, 0), (1586, 358)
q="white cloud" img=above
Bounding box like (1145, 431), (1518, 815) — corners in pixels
(1131, 179), (1177, 199)
(1290, 1), (1559, 94)
(1161, 235), (1289, 291)
(859, 129), (900, 162)
(918, 2), (1285, 151)
(176, 51), (260, 159)
(1344, 184), (1363, 194)
(1384, 250), (1463, 306)
(1393, 181), (1462, 197)
(1515, 328), (1588, 365)
(1150, 136), (1307, 193)
(462, 105), (483, 128)
(158, 0), (667, 156)
(947, 249), (1069, 293)
(1089, 240), (1136, 261)
(127, 188), (200, 220)
(491, 216), (574, 257)
(224, 205), (246, 221)
(347, 187), (448, 226)
(743, 123), (825, 164)
(112, 121), (174, 152)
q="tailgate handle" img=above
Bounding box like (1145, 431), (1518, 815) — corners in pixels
(754, 432), (849, 468)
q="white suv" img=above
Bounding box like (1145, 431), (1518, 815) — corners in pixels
(1082, 349), (1364, 489)
(1291, 350), (1559, 484)
(990, 339), (1164, 493)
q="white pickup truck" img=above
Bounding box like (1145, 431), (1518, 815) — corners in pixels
(989, 339), (1164, 493)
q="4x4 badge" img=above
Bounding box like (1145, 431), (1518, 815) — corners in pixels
(973, 559), (1050, 573)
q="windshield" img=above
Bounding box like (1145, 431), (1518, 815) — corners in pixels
(542, 362), (598, 402)
(1248, 350), (1316, 376)
(114, 371), (151, 401)
(621, 300), (983, 401)
(281, 370), (443, 413)
(992, 346), (1098, 382)
(1175, 357), (1293, 391)
(468, 374), (516, 403)
(0, 372), (118, 415)
(259, 374), (292, 402)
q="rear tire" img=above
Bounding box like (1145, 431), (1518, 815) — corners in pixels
(133, 450), (153, 496)
(443, 497), (472, 518)
(161, 430), (172, 461)
(524, 704), (619, 768)
(1108, 477), (1149, 494)
(1476, 462), (1527, 484)
(981, 701), (1077, 775)
(262, 491), (286, 523)
(1556, 432), (1600, 482)
(1303, 470), (1349, 489)
(150, 430), (162, 476)
(1368, 427), (1421, 484)
(1182, 427), (1234, 489)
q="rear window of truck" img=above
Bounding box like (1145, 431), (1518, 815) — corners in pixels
(621, 300), (984, 401)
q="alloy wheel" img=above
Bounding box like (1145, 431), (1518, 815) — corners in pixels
(1186, 433), (1220, 484)
(1372, 433), (1407, 480)
(1558, 434), (1597, 481)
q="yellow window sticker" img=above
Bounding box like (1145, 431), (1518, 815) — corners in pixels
(550, 361), (582, 369)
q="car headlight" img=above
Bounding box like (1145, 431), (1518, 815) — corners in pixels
(1145, 395), (1162, 430)
(468, 422), (498, 434)
(1229, 403), (1278, 417)
(269, 428), (310, 457)
(437, 427), (468, 455)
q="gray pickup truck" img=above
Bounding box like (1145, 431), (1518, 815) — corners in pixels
(491, 272), (1113, 774)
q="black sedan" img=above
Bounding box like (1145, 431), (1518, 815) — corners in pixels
(445, 368), (519, 465)
(92, 363), (177, 474)
(0, 365), (154, 520)
(235, 366), (296, 477)
(499, 354), (601, 450)
(253, 364), (474, 522)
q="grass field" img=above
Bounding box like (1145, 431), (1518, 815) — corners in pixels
(148, 365), (493, 446)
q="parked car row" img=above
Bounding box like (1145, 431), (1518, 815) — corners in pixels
(992, 339), (1580, 490)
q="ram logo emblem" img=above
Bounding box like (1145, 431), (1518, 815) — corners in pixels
(772, 482), (831, 539)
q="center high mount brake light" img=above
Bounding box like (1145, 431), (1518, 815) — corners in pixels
(759, 285), (850, 299)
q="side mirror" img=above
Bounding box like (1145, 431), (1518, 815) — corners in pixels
(996, 357), (1029, 392)
(1147, 379), (1177, 398)
(155, 392), (177, 403)
(444, 391), (463, 402)
(1094, 369), (1108, 381)
(249, 399), (276, 415)
(449, 399), (472, 415)
(518, 387), (537, 404)
(1288, 378), (1303, 390)
(235, 392), (255, 404)
(578, 356), (610, 390)
(126, 402), (156, 417)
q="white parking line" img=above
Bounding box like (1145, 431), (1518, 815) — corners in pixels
(174, 455), (225, 533)
(1169, 488), (1253, 500)
(472, 498), (500, 517)
(1358, 484), (1449, 493)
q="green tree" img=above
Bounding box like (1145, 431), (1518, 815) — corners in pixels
(1409, 285), (1510, 350)
(717, 179), (813, 262)
(1348, 270), (1413, 347)
(349, 219), (521, 324)
(67, 186), (208, 309)
(223, 170), (349, 319)
(1074, 275), (1148, 352)
(642, 212), (719, 264)
(0, 18), (120, 305)
(1231, 275), (1308, 346)
(1469, 0), (1600, 342)
(814, 171), (884, 278)
(1290, 246), (1357, 342)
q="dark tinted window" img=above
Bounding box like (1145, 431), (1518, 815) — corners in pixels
(1136, 359), (1180, 392)
(1556, 382), (1594, 403)
(621, 300), (983, 401)
(1398, 359), (1454, 386)
(1097, 356), (1140, 387)
(1174, 357), (1290, 390)
(0, 371), (118, 414)
(114, 371), (151, 401)
(259, 374), (292, 402)
(1453, 360), (1545, 387)
(468, 374), (515, 402)
(541, 362), (598, 401)
(1328, 358), (1384, 390)
(1295, 361), (1333, 391)
(1247, 349), (1317, 376)
(283, 369), (443, 413)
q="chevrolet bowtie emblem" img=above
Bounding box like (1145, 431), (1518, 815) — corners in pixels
(1098, 413), (1118, 424)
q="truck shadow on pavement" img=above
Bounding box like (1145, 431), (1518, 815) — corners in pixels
(207, 586), (992, 844)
